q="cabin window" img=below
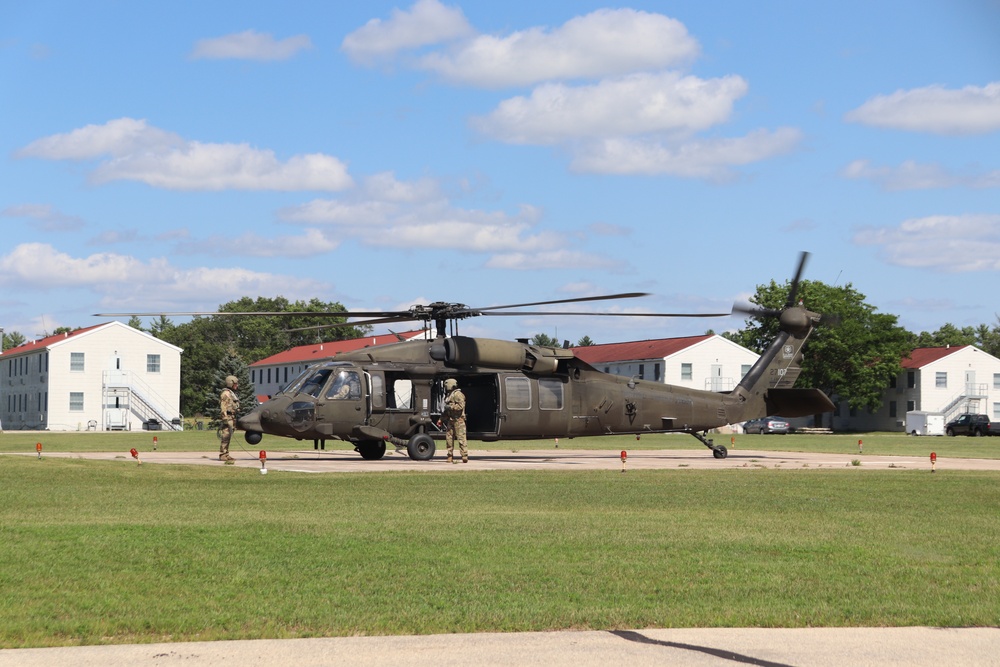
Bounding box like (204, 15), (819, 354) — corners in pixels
(681, 363), (692, 380)
(505, 376), (531, 410)
(370, 375), (385, 409)
(935, 372), (947, 389)
(146, 354), (160, 373)
(387, 376), (412, 410)
(69, 392), (84, 411)
(538, 378), (564, 410)
(70, 352), (85, 372)
(300, 369), (333, 397)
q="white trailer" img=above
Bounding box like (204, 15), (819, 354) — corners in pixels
(905, 411), (944, 436)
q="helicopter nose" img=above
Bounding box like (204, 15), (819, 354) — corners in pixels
(237, 410), (262, 433)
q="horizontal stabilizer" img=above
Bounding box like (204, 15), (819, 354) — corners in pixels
(765, 388), (835, 418)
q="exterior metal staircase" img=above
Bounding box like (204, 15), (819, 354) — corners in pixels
(940, 383), (989, 422)
(102, 370), (182, 431)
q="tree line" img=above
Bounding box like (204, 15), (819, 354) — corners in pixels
(2, 283), (997, 420)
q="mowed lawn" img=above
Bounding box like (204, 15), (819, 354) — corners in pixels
(1, 453), (998, 648)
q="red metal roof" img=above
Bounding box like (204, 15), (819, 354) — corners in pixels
(0, 323), (107, 357)
(251, 330), (428, 366)
(571, 334), (714, 365)
(901, 345), (968, 369)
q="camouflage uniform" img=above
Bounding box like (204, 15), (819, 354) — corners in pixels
(219, 376), (239, 462)
(443, 379), (467, 463)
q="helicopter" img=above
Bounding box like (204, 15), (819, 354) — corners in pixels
(98, 253), (835, 460)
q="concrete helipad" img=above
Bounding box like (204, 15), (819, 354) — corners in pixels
(19, 446), (1000, 473)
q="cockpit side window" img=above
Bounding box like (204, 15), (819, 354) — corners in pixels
(326, 370), (362, 400)
(300, 369), (333, 398)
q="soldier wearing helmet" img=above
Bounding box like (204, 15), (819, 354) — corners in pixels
(219, 375), (240, 462)
(442, 378), (467, 464)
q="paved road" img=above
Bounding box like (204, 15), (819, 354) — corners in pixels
(18, 446), (1000, 472)
(2, 627), (998, 667)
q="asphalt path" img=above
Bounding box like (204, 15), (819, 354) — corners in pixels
(5, 446), (999, 666)
(17, 445), (1000, 472)
(2, 627), (999, 667)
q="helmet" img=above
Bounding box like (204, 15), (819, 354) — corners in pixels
(444, 378), (458, 391)
(225, 375), (238, 389)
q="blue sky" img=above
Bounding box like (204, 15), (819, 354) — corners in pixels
(2, 1), (999, 345)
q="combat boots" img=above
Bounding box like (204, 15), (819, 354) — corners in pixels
(219, 453), (234, 462)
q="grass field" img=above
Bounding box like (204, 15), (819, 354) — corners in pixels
(2, 428), (998, 458)
(1, 451), (998, 648)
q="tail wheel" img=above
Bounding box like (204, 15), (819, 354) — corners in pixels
(407, 433), (435, 461)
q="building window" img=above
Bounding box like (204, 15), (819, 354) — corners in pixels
(69, 392), (84, 411)
(681, 363), (693, 380)
(638, 364), (645, 380)
(907, 400), (915, 412)
(907, 371), (915, 388)
(146, 354), (161, 373)
(538, 378), (564, 410)
(994, 402), (1000, 420)
(994, 373), (1000, 390)
(889, 401), (897, 418)
(70, 352), (85, 372)
(889, 375), (897, 388)
(935, 372), (947, 388)
(505, 376), (531, 410)
(654, 363), (661, 382)
(741, 364), (752, 378)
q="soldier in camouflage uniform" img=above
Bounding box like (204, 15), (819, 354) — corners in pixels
(219, 375), (239, 462)
(443, 378), (467, 464)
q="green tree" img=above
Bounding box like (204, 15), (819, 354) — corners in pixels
(2, 330), (26, 349)
(530, 333), (560, 348)
(158, 296), (370, 417)
(576, 335), (595, 347)
(724, 280), (912, 412)
(127, 315), (144, 331)
(148, 315), (175, 338)
(203, 352), (258, 427)
(53, 326), (75, 335)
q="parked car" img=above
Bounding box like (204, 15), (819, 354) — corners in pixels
(743, 416), (791, 434)
(944, 413), (997, 437)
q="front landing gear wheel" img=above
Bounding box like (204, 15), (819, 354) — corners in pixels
(357, 441), (387, 460)
(407, 433), (435, 461)
(712, 445), (728, 459)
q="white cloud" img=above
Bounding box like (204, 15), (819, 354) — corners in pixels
(419, 8), (698, 88)
(0, 243), (329, 308)
(174, 228), (339, 258)
(341, 0), (473, 64)
(17, 118), (183, 160)
(570, 127), (802, 178)
(1, 203), (85, 232)
(842, 159), (1000, 191)
(191, 30), (313, 61)
(845, 83), (1000, 135)
(17, 118), (353, 191)
(472, 72), (746, 144)
(278, 173), (576, 255)
(853, 214), (1000, 271)
(485, 250), (622, 271)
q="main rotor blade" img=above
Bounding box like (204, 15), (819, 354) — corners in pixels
(482, 310), (731, 318)
(466, 292), (650, 314)
(284, 316), (419, 333)
(785, 251), (810, 308)
(95, 310), (409, 319)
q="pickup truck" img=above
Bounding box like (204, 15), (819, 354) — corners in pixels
(944, 413), (1000, 437)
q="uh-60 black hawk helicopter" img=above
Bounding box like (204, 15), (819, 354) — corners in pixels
(100, 253), (835, 461)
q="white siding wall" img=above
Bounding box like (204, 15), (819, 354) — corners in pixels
(598, 337), (758, 392)
(3, 322), (181, 432)
(833, 346), (1000, 432)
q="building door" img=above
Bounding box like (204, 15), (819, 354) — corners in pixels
(710, 364), (724, 392)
